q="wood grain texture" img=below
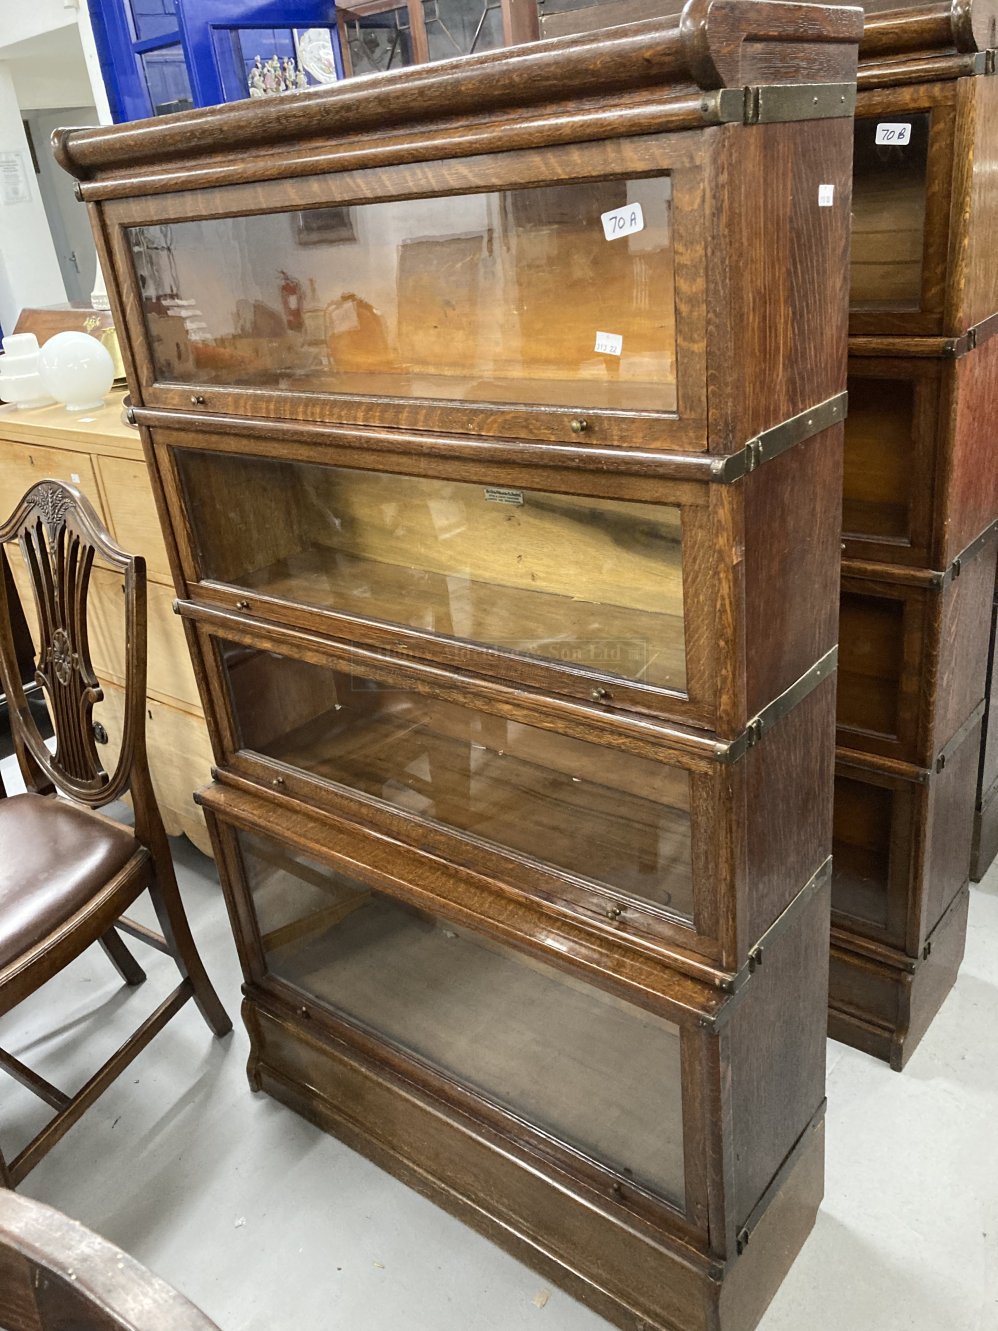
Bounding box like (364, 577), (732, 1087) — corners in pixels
(828, 880), (970, 1069)
(66, 11), (859, 1323)
(832, 713), (981, 956)
(0, 1191), (220, 1330)
(837, 548), (995, 766)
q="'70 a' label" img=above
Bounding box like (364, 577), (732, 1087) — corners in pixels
(601, 202), (644, 241)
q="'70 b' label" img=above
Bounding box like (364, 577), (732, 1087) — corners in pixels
(875, 122), (912, 146)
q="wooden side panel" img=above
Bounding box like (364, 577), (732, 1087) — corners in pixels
(938, 337), (998, 568)
(727, 877), (829, 1231)
(923, 714), (982, 934)
(979, 588), (998, 800)
(711, 118), (851, 450)
(954, 74), (998, 333)
(742, 677), (835, 954)
(742, 427), (843, 719)
(933, 551), (995, 752)
(971, 783), (998, 882)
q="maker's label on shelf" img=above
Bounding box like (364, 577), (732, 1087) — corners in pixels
(484, 486), (524, 506)
(875, 123), (912, 146)
(601, 202), (644, 241)
(595, 331), (623, 356)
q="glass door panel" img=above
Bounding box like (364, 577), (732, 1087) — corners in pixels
(220, 642), (694, 919)
(842, 375), (915, 542)
(238, 828), (686, 1204)
(831, 775), (891, 929)
(837, 592), (904, 739)
(178, 450), (686, 692)
(126, 175), (676, 413)
(850, 113), (929, 311)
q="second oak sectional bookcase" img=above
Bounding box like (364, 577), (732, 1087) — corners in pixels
(55, 4), (861, 1328)
(831, 0), (998, 1068)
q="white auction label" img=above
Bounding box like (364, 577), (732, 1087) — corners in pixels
(875, 122), (912, 146)
(484, 486), (523, 506)
(601, 202), (644, 241)
(818, 184), (835, 207)
(594, 331), (623, 356)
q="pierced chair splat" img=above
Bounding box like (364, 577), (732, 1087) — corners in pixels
(0, 479), (230, 1189)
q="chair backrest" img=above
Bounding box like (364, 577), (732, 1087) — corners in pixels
(0, 1189), (221, 1330)
(0, 480), (147, 809)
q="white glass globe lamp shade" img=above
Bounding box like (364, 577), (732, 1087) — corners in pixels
(0, 333), (56, 410)
(38, 331), (115, 412)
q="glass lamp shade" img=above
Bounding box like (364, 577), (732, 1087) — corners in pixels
(38, 332), (116, 412)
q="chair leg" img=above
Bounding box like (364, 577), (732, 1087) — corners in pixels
(146, 846), (231, 1039)
(99, 928), (146, 986)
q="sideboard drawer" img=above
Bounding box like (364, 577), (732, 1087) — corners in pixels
(0, 442), (103, 519)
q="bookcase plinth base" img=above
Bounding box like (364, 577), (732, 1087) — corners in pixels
(828, 884), (969, 1070)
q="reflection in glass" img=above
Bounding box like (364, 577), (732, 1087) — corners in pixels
(341, 6), (415, 76)
(178, 451), (686, 691)
(240, 829), (686, 1203)
(130, 0), (177, 42)
(422, 0), (504, 61)
(851, 113), (930, 310)
(140, 45), (194, 117)
(221, 645), (694, 918)
(127, 176), (676, 412)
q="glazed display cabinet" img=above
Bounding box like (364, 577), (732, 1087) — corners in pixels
(830, 0), (998, 1068)
(56, 3), (862, 1326)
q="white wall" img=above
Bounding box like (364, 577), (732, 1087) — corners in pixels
(0, 1), (114, 334)
(0, 61), (67, 335)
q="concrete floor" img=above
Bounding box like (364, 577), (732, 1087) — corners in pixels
(2, 749), (996, 1331)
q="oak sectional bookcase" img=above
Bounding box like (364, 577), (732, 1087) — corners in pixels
(831, 0), (998, 1068)
(55, 4), (861, 1327)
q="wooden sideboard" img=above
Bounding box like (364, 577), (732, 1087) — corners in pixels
(0, 393), (213, 854)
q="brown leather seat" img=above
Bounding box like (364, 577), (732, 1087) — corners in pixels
(0, 481), (229, 1188)
(0, 794), (142, 971)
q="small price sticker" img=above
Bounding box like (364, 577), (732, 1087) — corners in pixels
(601, 202), (644, 241)
(875, 122), (912, 146)
(484, 486), (523, 506)
(818, 184), (835, 207)
(594, 331), (623, 356)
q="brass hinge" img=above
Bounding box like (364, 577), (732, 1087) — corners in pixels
(934, 701), (986, 774)
(712, 392), (848, 484)
(705, 82), (857, 125)
(714, 646), (838, 764)
(927, 519), (998, 589)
